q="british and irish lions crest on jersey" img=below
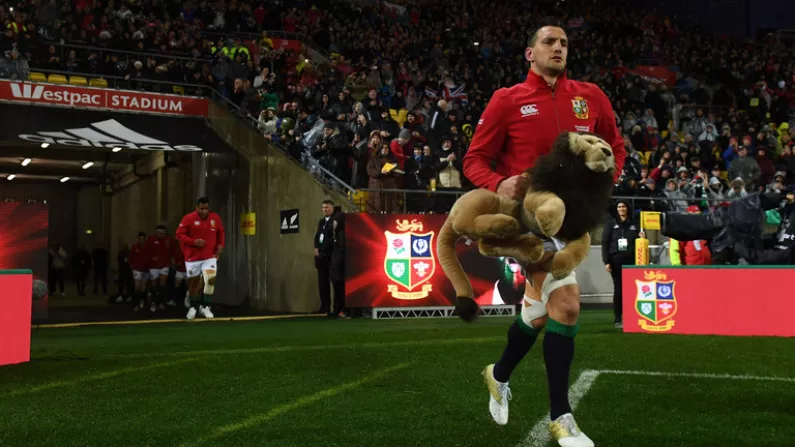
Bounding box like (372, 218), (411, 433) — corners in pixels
(572, 96), (589, 120)
(635, 270), (677, 332)
(384, 219), (436, 299)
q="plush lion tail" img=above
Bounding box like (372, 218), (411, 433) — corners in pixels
(437, 216), (480, 322)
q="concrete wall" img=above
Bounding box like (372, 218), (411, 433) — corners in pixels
(75, 184), (111, 250)
(205, 102), (355, 312)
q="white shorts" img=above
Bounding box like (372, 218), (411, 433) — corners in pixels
(185, 258), (217, 278)
(149, 267), (169, 280)
(175, 271), (186, 281)
(133, 270), (148, 281)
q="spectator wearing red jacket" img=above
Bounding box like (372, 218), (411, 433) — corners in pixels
(129, 232), (149, 311)
(670, 206), (713, 265)
(176, 197), (225, 320)
(145, 225), (177, 311)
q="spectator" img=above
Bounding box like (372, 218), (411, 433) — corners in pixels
(670, 206), (713, 266)
(367, 143), (400, 213)
(728, 147), (761, 190)
(663, 178), (689, 212)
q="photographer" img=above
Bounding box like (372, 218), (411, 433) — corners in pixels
(602, 200), (644, 328)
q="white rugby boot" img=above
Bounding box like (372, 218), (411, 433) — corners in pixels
(482, 364), (511, 425)
(549, 413), (594, 447)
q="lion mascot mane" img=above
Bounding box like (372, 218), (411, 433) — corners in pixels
(437, 131), (617, 321)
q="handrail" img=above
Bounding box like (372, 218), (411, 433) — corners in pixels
(353, 188), (741, 214)
(50, 42), (204, 63)
(27, 67), (208, 91)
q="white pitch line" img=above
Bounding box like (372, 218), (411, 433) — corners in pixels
(518, 368), (795, 447)
(597, 369), (795, 383)
(518, 369), (601, 447)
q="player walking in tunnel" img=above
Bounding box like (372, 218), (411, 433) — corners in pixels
(176, 197), (225, 320)
(145, 225), (176, 312)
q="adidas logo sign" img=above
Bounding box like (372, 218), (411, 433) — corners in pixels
(18, 119), (202, 151)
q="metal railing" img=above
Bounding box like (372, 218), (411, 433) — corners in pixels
(353, 189), (740, 215)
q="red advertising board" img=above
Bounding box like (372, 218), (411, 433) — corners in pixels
(0, 270), (33, 366)
(345, 214), (527, 308)
(0, 80), (208, 117)
(622, 266), (795, 337)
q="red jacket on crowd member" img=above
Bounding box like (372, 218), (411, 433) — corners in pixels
(176, 211), (226, 262)
(464, 70), (626, 192)
(129, 241), (149, 272)
(390, 134), (412, 169)
(145, 234), (176, 269)
(676, 239), (712, 265)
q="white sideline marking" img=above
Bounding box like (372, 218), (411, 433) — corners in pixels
(519, 368), (795, 446)
(597, 369), (795, 383)
(519, 369), (600, 447)
(182, 361), (413, 447)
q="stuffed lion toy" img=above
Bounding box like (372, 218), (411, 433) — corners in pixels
(437, 131), (617, 321)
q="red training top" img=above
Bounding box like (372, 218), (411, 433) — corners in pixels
(129, 241), (148, 271)
(463, 70), (626, 192)
(145, 235), (177, 269)
(176, 211), (226, 262)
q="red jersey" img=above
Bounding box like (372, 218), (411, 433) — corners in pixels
(464, 70), (626, 192)
(129, 242), (148, 271)
(145, 235), (176, 269)
(175, 211), (225, 262)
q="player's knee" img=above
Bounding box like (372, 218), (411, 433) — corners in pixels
(547, 285), (580, 324)
(203, 270), (216, 294)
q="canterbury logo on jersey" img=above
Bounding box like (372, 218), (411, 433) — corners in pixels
(520, 104), (539, 117)
(17, 119), (203, 151)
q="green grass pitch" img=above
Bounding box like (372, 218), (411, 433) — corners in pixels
(2, 310), (795, 447)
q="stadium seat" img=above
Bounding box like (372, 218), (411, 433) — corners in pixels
(29, 72), (46, 82)
(89, 78), (108, 88)
(47, 74), (67, 84)
(69, 76), (88, 86)
(172, 85), (185, 95)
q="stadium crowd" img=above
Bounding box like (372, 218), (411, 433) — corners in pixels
(2, 0), (795, 215)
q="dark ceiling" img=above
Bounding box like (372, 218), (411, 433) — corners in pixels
(0, 145), (141, 184)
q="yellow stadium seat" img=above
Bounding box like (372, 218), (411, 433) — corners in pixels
(69, 76), (88, 86)
(29, 72), (46, 82)
(172, 85), (185, 95)
(47, 74), (67, 84)
(89, 78), (108, 88)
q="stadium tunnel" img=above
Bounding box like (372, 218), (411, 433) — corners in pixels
(0, 86), (355, 319)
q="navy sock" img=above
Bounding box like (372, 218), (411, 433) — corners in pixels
(493, 318), (541, 383)
(543, 318), (579, 420)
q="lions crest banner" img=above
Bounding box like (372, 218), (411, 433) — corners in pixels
(634, 272), (677, 332)
(383, 222), (435, 299)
